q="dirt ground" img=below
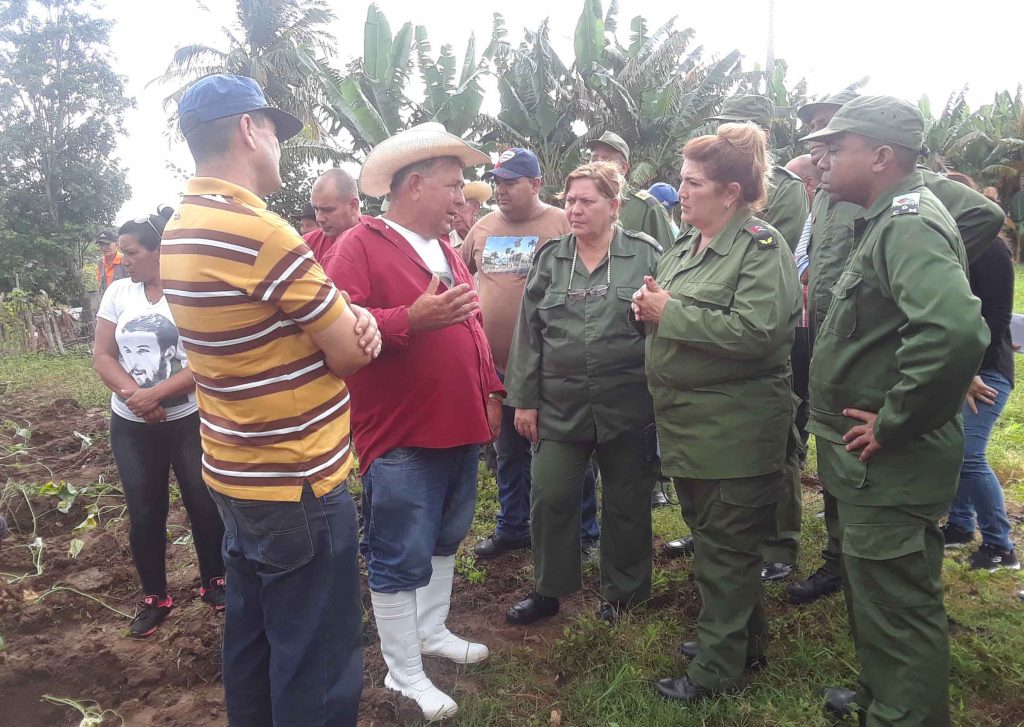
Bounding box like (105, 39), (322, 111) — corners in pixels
(0, 393), (613, 727)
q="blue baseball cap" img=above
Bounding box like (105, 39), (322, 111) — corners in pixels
(178, 74), (304, 141)
(648, 182), (679, 209)
(483, 148), (541, 180)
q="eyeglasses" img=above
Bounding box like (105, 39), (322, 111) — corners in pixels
(567, 239), (611, 303)
(567, 285), (609, 302)
(133, 216), (161, 238)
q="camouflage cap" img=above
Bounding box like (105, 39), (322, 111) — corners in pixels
(708, 94), (776, 125)
(796, 89), (860, 124)
(585, 131), (630, 162)
(801, 95), (924, 152)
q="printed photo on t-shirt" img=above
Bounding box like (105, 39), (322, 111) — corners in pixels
(117, 312), (188, 407)
(480, 235), (540, 275)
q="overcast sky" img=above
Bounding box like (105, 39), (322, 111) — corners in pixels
(102, 0), (1024, 220)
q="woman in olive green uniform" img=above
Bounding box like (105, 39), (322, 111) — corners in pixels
(632, 124), (800, 700)
(504, 162), (662, 626)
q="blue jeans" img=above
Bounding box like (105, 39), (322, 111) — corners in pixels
(362, 444), (480, 592)
(209, 482), (362, 727)
(494, 401), (600, 543)
(948, 370), (1014, 551)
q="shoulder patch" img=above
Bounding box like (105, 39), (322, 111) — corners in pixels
(634, 189), (660, 208)
(623, 229), (664, 252)
(745, 224), (778, 250)
(891, 192), (921, 216)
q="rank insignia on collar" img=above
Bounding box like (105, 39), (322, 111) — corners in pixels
(891, 192), (921, 216)
(746, 224), (778, 250)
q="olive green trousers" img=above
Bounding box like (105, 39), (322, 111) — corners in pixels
(531, 431), (657, 604)
(762, 421), (802, 563)
(817, 430), (951, 726)
(836, 498), (951, 727)
(675, 473), (781, 691)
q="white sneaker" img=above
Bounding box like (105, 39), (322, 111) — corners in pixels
(371, 590), (458, 721)
(417, 555), (489, 664)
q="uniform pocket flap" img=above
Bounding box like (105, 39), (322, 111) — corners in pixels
(829, 271), (863, 300)
(616, 286), (638, 302)
(843, 523), (924, 561)
(678, 281), (734, 308)
(537, 291), (566, 309)
(718, 475), (780, 508)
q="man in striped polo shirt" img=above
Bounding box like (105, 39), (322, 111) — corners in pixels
(162, 74), (380, 727)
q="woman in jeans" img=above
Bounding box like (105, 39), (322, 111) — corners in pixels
(93, 207), (226, 637)
(942, 232), (1018, 571)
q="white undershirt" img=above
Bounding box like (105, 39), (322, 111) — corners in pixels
(382, 217), (454, 286)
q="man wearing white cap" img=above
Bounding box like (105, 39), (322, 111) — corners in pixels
(322, 123), (502, 722)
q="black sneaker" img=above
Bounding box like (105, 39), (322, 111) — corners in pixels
(200, 576), (226, 612)
(787, 564), (842, 604)
(940, 522), (975, 549)
(129, 595), (173, 638)
(968, 544), (1021, 572)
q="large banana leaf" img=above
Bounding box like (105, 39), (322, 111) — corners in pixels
(363, 4), (392, 82)
(574, 0), (605, 75)
(386, 22), (415, 91)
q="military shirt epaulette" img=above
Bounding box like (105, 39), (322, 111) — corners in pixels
(774, 165), (804, 183)
(533, 235), (568, 263)
(745, 223), (779, 250)
(622, 228), (664, 252)
(633, 189), (660, 208)
(891, 192), (921, 216)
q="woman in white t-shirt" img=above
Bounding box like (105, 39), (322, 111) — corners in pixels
(93, 207), (225, 639)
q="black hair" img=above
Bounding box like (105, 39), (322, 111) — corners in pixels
(122, 313), (179, 354)
(118, 206), (174, 251)
(183, 109), (272, 163)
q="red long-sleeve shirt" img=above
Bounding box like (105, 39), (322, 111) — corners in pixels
(321, 215), (503, 474)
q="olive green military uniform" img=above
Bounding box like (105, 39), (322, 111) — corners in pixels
(763, 166), (810, 252)
(618, 187), (677, 249)
(505, 227), (662, 606)
(760, 165), (810, 567)
(647, 212), (799, 690)
(709, 94), (812, 568)
(807, 169), (1005, 580)
(804, 97), (988, 727)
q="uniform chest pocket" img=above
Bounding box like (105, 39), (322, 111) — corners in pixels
(537, 291), (570, 338)
(822, 271), (862, 338)
(675, 281), (734, 311)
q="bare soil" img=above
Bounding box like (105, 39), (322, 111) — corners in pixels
(0, 393), (612, 727)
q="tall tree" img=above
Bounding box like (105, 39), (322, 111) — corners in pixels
(0, 0), (132, 303)
(153, 0), (339, 217)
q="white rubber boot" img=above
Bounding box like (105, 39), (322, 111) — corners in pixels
(416, 555), (490, 664)
(371, 590), (458, 721)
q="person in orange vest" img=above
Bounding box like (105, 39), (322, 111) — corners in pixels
(95, 229), (128, 293)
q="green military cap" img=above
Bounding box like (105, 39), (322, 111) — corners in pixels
(796, 89), (860, 124)
(801, 95), (924, 151)
(709, 94), (776, 125)
(586, 131), (630, 161)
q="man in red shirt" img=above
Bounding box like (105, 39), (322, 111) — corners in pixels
(304, 168), (360, 263)
(322, 123), (502, 722)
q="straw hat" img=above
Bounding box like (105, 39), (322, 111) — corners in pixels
(359, 122), (490, 197)
(463, 181), (493, 203)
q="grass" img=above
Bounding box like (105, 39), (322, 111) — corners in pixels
(0, 348), (108, 409)
(3, 270), (1024, 726)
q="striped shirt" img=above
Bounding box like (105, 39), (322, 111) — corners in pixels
(161, 177), (353, 502)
